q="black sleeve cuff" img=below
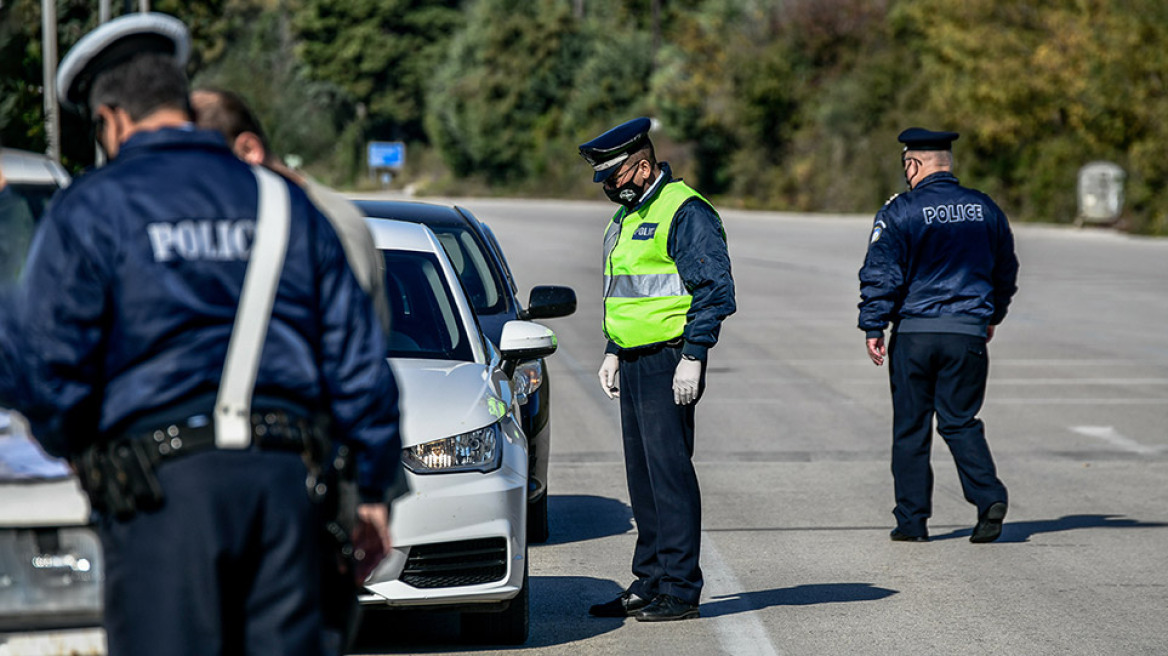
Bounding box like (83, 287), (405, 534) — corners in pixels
(865, 330), (885, 339)
(681, 342), (708, 361)
(605, 340), (621, 356)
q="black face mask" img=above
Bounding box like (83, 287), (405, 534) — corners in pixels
(902, 156), (920, 191)
(604, 176), (646, 209)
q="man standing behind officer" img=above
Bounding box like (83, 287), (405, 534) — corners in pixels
(858, 127), (1019, 544)
(0, 14), (400, 655)
(189, 87), (392, 336)
(579, 118), (735, 621)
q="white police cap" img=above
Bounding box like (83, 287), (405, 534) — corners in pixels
(56, 12), (191, 116)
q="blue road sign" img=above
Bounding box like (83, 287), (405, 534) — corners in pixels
(368, 141), (406, 169)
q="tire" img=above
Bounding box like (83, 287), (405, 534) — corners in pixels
(462, 558), (529, 645)
(527, 491), (549, 544)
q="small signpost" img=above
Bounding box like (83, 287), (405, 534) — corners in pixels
(368, 141), (405, 187)
(1076, 161), (1125, 227)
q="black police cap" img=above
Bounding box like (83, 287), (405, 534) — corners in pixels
(56, 13), (190, 116)
(579, 117), (652, 183)
(898, 127), (959, 151)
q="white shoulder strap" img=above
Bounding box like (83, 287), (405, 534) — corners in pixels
(214, 166), (291, 448)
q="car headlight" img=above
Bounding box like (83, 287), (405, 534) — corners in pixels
(512, 360), (544, 405)
(403, 423), (502, 474)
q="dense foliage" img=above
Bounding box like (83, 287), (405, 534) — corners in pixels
(2, 0), (1166, 233)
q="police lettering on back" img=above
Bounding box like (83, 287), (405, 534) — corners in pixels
(146, 219), (255, 261)
(921, 202), (984, 225)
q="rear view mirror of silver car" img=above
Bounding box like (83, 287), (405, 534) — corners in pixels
(498, 320), (558, 361)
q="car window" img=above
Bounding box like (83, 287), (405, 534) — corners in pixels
(479, 222), (519, 296)
(0, 183), (54, 284)
(382, 250), (474, 362)
(427, 226), (509, 316)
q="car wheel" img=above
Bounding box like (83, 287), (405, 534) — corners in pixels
(461, 556), (529, 645)
(527, 491), (549, 544)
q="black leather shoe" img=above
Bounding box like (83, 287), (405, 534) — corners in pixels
(890, 528), (928, 542)
(633, 594), (700, 622)
(588, 589), (651, 617)
(970, 502), (1008, 543)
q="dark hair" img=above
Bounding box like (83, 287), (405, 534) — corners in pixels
(625, 141), (657, 171)
(190, 87), (271, 154)
(88, 52), (190, 122)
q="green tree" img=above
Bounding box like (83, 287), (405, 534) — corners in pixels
(1, 0), (263, 170)
(425, 0), (588, 185)
(896, 0), (1168, 232)
(293, 0), (462, 142)
(193, 5), (344, 171)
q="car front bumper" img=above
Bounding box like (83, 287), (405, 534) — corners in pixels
(359, 436), (527, 609)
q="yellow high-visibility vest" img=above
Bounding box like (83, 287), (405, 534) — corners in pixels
(602, 180), (721, 348)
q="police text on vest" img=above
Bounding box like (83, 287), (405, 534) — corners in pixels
(146, 220), (256, 262)
(921, 204), (984, 225)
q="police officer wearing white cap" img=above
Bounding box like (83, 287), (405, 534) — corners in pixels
(2, 13), (401, 655)
(858, 127), (1019, 544)
(580, 118), (735, 621)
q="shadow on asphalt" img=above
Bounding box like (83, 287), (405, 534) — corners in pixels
(929, 513), (1168, 543)
(539, 494), (634, 546)
(702, 583), (898, 618)
(348, 576), (624, 653)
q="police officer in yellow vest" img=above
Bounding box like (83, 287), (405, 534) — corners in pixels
(580, 117), (736, 621)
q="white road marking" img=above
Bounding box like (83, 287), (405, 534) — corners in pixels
(995, 399), (1166, 405)
(1071, 426), (1168, 455)
(701, 532), (784, 656)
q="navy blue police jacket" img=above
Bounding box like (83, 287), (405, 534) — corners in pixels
(603, 163), (736, 361)
(858, 172), (1019, 338)
(2, 127), (400, 499)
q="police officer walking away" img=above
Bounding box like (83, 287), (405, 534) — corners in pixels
(0, 14), (401, 655)
(858, 127), (1019, 544)
(579, 118), (735, 621)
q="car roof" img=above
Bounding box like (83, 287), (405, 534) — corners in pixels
(354, 199), (474, 230)
(364, 216), (447, 253)
(0, 148), (70, 187)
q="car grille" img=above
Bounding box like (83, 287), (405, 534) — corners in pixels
(399, 537), (508, 589)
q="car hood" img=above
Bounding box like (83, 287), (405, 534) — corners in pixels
(388, 358), (507, 448)
(0, 412), (89, 526)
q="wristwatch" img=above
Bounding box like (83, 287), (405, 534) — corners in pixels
(681, 354), (700, 361)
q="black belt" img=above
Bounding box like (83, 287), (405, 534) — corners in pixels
(130, 410), (324, 460)
(620, 336), (684, 356)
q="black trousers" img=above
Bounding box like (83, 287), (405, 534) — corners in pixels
(887, 332), (1008, 535)
(99, 450), (326, 656)
(619, 344), (705, 605)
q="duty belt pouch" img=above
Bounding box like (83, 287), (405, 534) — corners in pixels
(75, 438), (165, 520)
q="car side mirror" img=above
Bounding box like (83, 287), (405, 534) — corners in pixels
(525, 285), (576, 320)
(499, 320), (558, 361)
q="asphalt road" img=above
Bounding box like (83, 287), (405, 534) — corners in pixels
(349, 195), (1168, 656)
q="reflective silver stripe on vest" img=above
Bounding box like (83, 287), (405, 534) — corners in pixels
(603, 273), (689, 299)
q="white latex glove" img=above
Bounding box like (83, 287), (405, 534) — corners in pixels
(598, 353), (620, 399)
(673, 357), (702, 405)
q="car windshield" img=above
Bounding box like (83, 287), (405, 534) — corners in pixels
(427, 225), (509, 316)
(383, 250), (474, 362)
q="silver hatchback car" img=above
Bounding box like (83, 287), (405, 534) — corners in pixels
(0, 149), (106, 653)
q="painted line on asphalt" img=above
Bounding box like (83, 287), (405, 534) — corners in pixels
(994, 399), (1166, 405)
(1071, 426), (1168, 455)
(701, 532), (784, 656)
(991, 378), (1168, 385)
